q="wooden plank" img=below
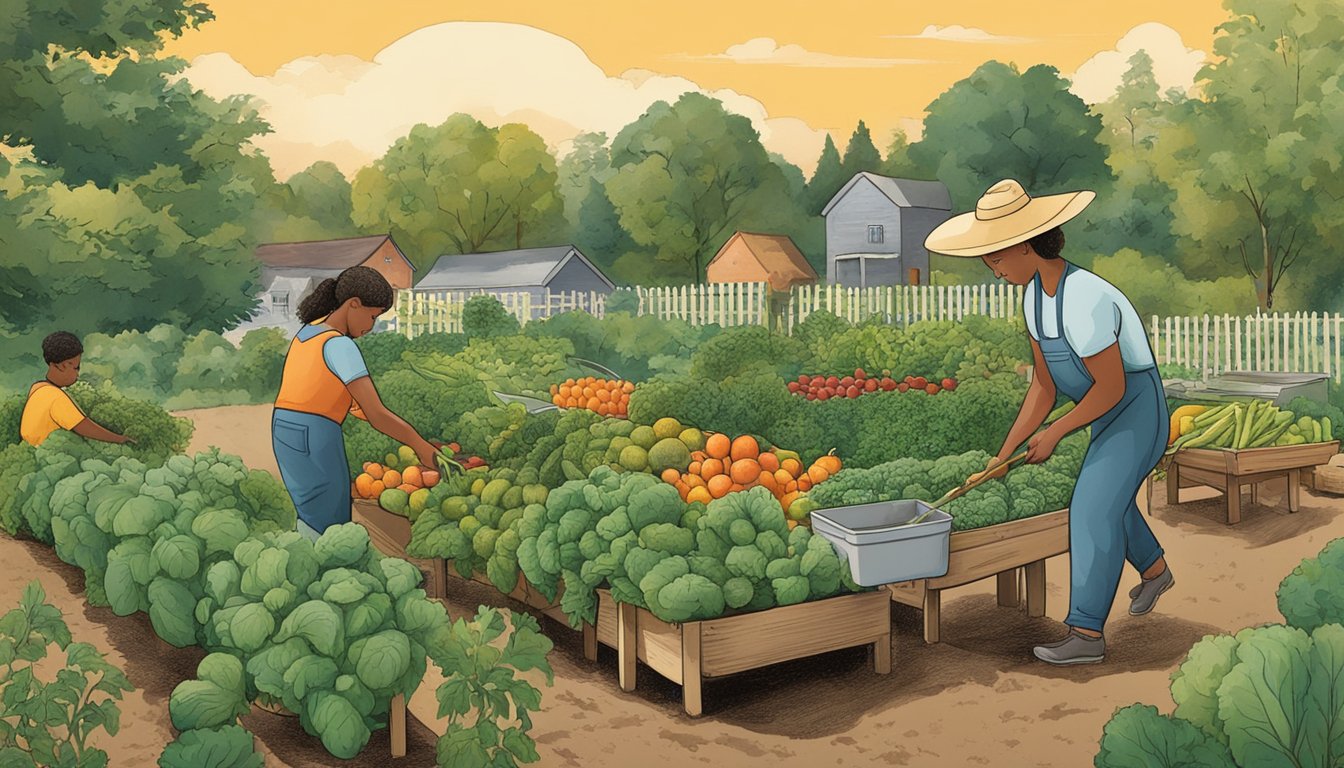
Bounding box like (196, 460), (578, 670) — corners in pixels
(682, 623), (703, 717)
(927, 525), (1069, 590)
(583, 622), (597, 662)
(1289, 468), (1301, 512)
(698, 590), (891, 677)
(996, 571), (1019, 607)
(948, 509), (1069, 551)
(1229, 441), (1340, 475)
(1024, 560), (1046, 617)
(618, 602), (637, 692)
(886, 579), (925, 608)
(923, 589), (941, 644)
(1181, 465), (1230, 491)
(596, 591), (618, 649)
(635, 611), (684, 684)
(390, 693), (406, 758)
(873, 632), (891, 674)
(1227, 480), (1242, 525)
(1167, 462), (1182, 504)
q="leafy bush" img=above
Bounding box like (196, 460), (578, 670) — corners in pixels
(1277, 536), (1344, 632)
(1283, 395), (1344, 442)
(355, 331), (410, 375)
(431, 608), (554, 768)
(605, 289), (639, 314)
(0, 580), (135, 768)
(462, 295), (521, 338)
(689, 325), (812, 381)
(69, 381), (194, 461)
(524, 311), (706, 382)
(791, 310), (850, 351)
(1095, 704), (1234, 767)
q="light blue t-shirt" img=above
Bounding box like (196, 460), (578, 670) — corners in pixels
(1022, 269), (1156, 371)
(297, 325), (370, 385)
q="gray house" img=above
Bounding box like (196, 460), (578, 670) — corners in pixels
(416, 245), (615, 317)
(821, 173), (952, 287)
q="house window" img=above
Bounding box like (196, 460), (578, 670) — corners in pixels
(271, 292), (290, 318)
(385, 257), (392, 263)
(867, 225), (885, 244)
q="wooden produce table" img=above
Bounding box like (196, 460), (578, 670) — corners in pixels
(1166, 441), (1340, 524)
(351, 499), (448, 598)
(593, 588), (891, 717)
(887, 508), (1071, 644)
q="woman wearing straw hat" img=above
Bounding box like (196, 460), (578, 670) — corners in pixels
(925, 179), (1173, 665)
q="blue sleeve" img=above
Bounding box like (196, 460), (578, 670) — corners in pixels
(322, 336), (370, 385)
(1067, 279), (1122, 359)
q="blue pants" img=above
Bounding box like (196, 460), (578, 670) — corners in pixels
(272, 408), (351, 536)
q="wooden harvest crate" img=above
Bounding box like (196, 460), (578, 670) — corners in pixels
(593, 588), (891, 717)
(1167, 441), (1339, 524)
(351, 500), (447, 599)
(887, 508), (1071, 644)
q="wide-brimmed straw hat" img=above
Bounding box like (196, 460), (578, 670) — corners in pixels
(924, 179), (1095, 258)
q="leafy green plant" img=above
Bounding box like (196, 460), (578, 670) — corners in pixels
(0, 580), (135, 768)
(159, 654), (263, 768)
(431, 607), (554, 768)
(1277, 536), (1344, 632)
(463, 295), (522, 338)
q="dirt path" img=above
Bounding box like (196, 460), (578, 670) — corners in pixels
(6, 404), (1342, 767)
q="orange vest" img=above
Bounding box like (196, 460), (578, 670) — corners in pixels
(274, 329), (357, 424)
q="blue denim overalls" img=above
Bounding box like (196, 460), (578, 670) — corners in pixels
(1034, 262), (1169, 632)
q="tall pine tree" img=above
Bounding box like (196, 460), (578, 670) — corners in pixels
(805, 134), (846, 215)
(840, 120), (882, 180)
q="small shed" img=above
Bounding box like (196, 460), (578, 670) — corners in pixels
(706, 232), (818, 291)
(254, 234), (415, 318)
(416, 245), (615, 316)
(821, 173), (952, 288)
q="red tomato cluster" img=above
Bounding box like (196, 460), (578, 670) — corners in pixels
(786, 369), (959, 400)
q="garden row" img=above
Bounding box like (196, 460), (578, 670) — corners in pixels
(0, 389), (552, 768)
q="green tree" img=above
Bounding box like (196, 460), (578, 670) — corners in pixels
(908, 61), (1114, 211)
(604, 92), (809, 283)
(879, 129), (925, 178)
(351, 115), (566, 271)
(575, 177), (640, 279)
(557, 132), (613, 230)
(1164, 0), (1344, 311)
(805, 134), (846, 215)
(840, 120), (882, 181)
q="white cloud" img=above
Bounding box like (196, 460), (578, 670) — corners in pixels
(179, 23), (848, 180)
(885, 25), (1032, 44)
(1069, 22), (1207, 104)
(668, 37), (933, 67)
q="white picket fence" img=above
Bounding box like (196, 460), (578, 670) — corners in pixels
(390, 289), (606, 337)
(635, 283), (772, 326)
(1150, 312), (1344, 383)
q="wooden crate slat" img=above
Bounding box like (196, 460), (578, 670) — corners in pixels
(948, 508), (1069, 552)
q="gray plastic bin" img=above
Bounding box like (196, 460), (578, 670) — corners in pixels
(810, 500), (953, 586)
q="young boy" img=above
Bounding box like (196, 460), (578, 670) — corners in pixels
(20, 332), (133, 447)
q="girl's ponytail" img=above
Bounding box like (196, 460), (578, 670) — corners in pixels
(297, 278), (340, 323)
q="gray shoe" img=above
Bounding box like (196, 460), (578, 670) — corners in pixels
(1033, 630), (1105, 665)
(1129, 568), (1174, 615)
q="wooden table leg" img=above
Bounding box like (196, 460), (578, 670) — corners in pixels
(873, 632), (891, 675)
(390, 693), (406, 758)
(923, 588), (941, 644)
(1250, 482), (1259, 506)
(682, 623), (703, 717)
(1226, 476), (1242, 525)
(583, 621), (598, 662)
(1167, 463), (1181, 505)
(996, 570), (1019, 607)
(1025, 560), (1046, 618)
(617, 603), (637, 692)
(1288, 468), (1301, 512)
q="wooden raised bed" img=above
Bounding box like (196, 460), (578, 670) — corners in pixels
(351, 499), (448, 599)
(887, 508), (1071, 644)
(1167, 441), (1340, 524)
(593, 588), (891, 717)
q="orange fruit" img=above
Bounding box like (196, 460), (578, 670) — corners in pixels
(362, 461), (377, 474)
(757, 471), (778, 492)
(597, 388), (611, 403)
(797, 476), (813, 492)
(729, 459), (761, 485)
(688, 461), (703, 477)
(622, 381), (635, 393)
(729, 483), (745, 493)
(780, 458), (802, 477)
(403, 466), (422, 487)
(701, 458), (725, 479)
(788, 519), (800, 530)
(758, 452), (780, 473)
(675, 480), (690, 498)
(552, 394), (564, 406)
(687, 486), (713, 505)
(366, 464), (386, 481)
(422, 470), (441, 488)
(691, 451), (708, 462)
(383, 469), (402, 488)
(587, 397), (601, 411)
(705, 433), (731, 460)
(354, 473), (375, 498)
(730, 435), (760, 462)
(661, 468), (681, 484)
(815, 453), (842, 476)
(780, 491), (799, 509)
(707, 475), (733, 498)
(370, 480), (386, 497)
(807, 465), (830, 485)
(685, 474), (707, 489)
(774, 468), (793, 486)
(784, 480), (798, 494)
(398, 483), (417, 493)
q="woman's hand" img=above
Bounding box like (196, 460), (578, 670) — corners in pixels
(413, 439), (441, 473)
(967, 455), (1011, 486)
(1026, 426), (1063, 464)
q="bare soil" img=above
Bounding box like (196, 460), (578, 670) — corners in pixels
(2, 404), (1340, 767)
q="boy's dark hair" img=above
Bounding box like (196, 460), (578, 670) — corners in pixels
(1028, 227), (1065, 260)
(42, 332), (83, 365)
(297, 266), (395, 324)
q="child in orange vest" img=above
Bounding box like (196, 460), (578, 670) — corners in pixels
(20, 332), (133, 447)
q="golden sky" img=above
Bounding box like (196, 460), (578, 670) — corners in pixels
(163, 0), (1229, 177)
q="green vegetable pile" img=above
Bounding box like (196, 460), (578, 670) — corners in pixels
(1169, 399), (1333, 452)
(807, 434), (1087, 531)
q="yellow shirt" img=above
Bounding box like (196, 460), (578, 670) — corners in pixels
(20, 382), (86, 446)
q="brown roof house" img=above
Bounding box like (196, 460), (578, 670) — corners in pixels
(229, 235), (415, 339)
(706, 232), (819, 291)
